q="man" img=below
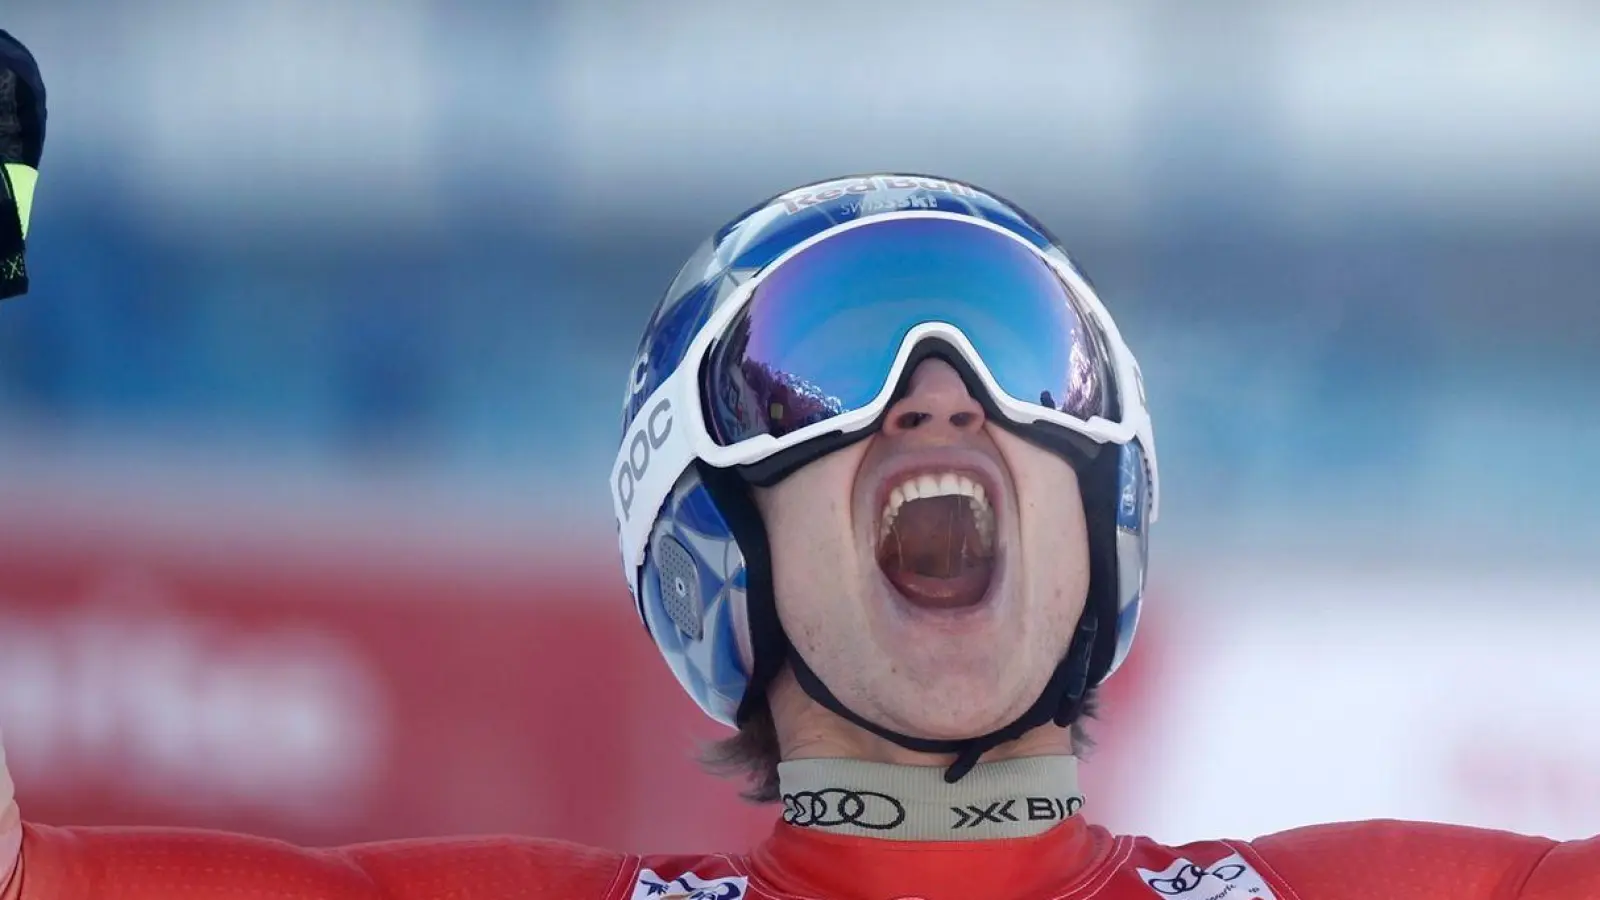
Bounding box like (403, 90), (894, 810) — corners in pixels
(3, 172), (1597, 899)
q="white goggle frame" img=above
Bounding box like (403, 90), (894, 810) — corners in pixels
(612, 210), (1158, 584)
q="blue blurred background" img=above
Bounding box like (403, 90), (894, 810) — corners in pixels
(1, 1), (1598, 850)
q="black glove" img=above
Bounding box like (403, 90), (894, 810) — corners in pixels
(0, 29), (45, 300)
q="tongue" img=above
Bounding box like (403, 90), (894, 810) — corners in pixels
(878, 495), (994, 610)
(883, 566), (993, 610)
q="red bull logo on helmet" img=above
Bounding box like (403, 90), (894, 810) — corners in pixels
(777, 175), (980, 216)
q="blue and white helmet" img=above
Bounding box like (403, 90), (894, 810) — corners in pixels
(615, 174), (1157, 737)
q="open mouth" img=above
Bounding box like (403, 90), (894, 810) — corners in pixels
(876, 470), (997, 610)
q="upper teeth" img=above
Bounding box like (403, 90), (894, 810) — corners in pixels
(880, 471), (994, 543)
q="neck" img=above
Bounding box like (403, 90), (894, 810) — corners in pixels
(777, 755), (1084, 841)
(770, 668), (1076, 765)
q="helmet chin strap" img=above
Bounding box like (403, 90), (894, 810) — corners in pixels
(785, 611), (1100, 783)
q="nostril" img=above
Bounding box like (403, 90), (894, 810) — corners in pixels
(894, 411), (932, 430)
(948, 411), (977, 429)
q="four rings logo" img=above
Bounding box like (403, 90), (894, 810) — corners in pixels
(782, 789), (907, 831)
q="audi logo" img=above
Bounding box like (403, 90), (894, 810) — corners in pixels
(782, 789), (907, 831)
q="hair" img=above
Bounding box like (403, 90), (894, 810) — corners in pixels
(701, 687), (1101, 804)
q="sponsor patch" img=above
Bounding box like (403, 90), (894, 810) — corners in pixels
(1137, 853), (1276, 899)
(632, 869), (749, 900)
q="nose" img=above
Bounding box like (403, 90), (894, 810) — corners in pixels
(880, 358), (987, 439)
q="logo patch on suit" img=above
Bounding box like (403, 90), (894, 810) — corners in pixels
(632, 869), (748, 900)
(1137, 852), (1276, 899)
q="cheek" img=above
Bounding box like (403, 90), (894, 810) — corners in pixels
(756, 464), (856, 554)
(993, 433), (1091, 621)
(768, 448), (866, 537)
(752, 454), (868, 631)
(1026, 499), (1089, 593)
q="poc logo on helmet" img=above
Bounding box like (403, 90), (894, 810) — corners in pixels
(615, 397), (674, 520)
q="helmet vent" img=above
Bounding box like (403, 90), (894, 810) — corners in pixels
(654, 533), (704, 640)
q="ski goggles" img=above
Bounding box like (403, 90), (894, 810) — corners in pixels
(614, 212), (1156, 573)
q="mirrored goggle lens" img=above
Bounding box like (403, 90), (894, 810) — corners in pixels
(703, 217), (1114, 445)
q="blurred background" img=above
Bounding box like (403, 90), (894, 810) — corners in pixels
(2, 0), (1598, 853)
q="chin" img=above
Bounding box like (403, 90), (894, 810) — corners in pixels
(869, 663), (1036, 742)
(884, 706), (1021, 743)
(856, 582), (1033, 736)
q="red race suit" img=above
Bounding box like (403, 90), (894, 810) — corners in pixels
(4, 751), (1598, 900)
(3, 812), (1599, 899)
